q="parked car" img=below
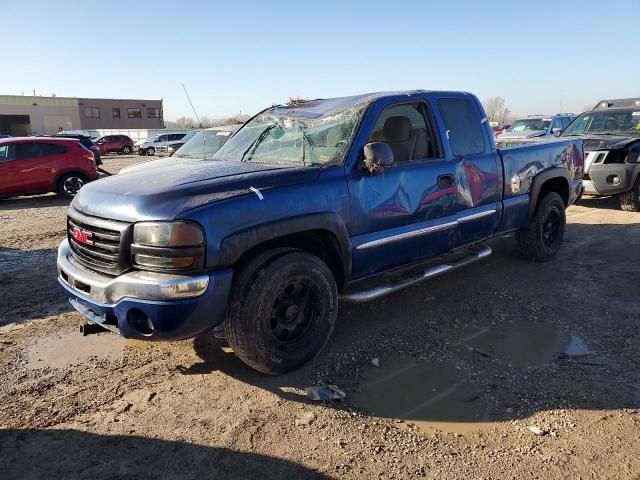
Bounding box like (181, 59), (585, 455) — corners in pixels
(54, 133), (102, 165)
(94, 135), (134, 155)
(492, 124), (510, 137)
(120, 126), (241, 173)
(136, 132), (188, 156)
(560, 98), (640, 210)
(0, 137), (98, 198)
(156, 130), (200, 156)
(496, 114), (575, 147)
(57, 90), (583, 374)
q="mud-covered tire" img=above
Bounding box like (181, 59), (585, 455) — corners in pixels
(224, 248), (338, 375)
(619, 179), (640, 212)
(516, 192), (566, 262)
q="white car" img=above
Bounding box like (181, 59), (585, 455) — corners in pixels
(135, 132), (189, 156)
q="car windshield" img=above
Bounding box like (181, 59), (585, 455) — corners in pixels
(562, 110), (640, 136)
(506, 119), (551, 133)
(173, 130), (235, 159)
(211, 106), (363, 166)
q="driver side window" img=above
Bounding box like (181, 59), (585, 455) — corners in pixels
(369, 103), (439, 163)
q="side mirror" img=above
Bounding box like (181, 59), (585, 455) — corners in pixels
(552, 128), (562, 137)
(362, 142), (394, 173)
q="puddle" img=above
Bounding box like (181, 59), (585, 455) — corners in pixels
(451, 321), (589, 367)
(352, 321), (591, 434)
(26, 330), (129, 369)
(351, 358), (492, 435)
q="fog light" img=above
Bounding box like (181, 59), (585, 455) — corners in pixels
(607, 175), (621, 185)
(127, 308), (154, 336)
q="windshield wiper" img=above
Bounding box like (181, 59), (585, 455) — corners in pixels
(240, 125), (276, 162)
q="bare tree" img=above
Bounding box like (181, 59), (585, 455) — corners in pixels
(483, 96), (506, 123)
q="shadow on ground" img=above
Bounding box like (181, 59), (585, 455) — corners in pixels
(0, 247), (71, 325)
(0, 194), (70, 211)
(180, 221), (640, 429)
(0, 429), (333, 480)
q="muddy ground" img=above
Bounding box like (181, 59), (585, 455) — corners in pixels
(0, 154), (639, 479)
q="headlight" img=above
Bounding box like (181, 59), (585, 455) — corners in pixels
(132, 221), (205, 272)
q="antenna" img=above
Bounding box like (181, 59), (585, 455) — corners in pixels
(182, 83), (202, 128)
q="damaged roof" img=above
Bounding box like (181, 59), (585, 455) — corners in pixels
(269, 90), (429, 119)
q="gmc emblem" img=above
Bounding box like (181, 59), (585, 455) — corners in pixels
(72, 226), (94, 245)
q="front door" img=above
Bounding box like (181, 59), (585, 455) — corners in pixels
(347, 100), (461, 278)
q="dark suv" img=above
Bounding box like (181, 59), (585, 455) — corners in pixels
(95, 135), (134, 155)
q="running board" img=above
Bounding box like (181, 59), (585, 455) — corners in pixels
(340, 245), (492, 303)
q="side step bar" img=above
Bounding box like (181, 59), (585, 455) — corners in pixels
(340, 245), (492, 303)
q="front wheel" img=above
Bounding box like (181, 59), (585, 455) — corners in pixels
(620, 178), (640, 212)
(146, 147), (155, 156)
(516, 192), (566, 262)
(224, 248), (338, 375)
(57, 173), (87, 198)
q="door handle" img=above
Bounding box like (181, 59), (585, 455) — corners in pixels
(437, 174), (455, 189)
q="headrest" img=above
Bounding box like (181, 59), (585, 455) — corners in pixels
(383, 116), (412, 142)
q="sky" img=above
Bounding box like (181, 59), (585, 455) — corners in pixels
(1, 0), (638, 121)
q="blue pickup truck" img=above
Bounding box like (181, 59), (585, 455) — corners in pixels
(57, 90), (584, 374)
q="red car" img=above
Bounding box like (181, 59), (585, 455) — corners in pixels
(94, 135), (134, 155)
(0, 137), (98, 199)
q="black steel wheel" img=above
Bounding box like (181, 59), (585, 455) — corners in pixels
(224, 248), (338, 375)
(516, 192), (566, 262)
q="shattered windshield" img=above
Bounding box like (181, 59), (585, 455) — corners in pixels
(212, 106), (363, 166)
(562, 110), (640, 136)
(174, 130), (233, 159)
(506, 119), (551, 133)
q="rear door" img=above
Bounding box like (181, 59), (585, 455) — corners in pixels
(0, 143), (18, 195)
(436, 97), (501, 247)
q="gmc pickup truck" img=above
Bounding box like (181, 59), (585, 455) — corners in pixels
(57, 90), (583, 374)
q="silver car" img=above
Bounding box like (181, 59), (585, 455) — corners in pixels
(136, 132), (189, 156)
(496, 114), (575, 148)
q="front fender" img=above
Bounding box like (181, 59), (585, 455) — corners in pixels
(217, 213), (352, 277)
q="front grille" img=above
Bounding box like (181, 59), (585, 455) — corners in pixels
(67, 211), (131, 275)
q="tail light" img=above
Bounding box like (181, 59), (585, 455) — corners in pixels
(80, 145), (96, 161)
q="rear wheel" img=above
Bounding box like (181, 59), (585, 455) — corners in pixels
(57, 173), (87, 198)
(620, 178), (640, 212)
(516, 192), (566, 262)
(121, 145), (132, 154)
(224, 248), (338, 375)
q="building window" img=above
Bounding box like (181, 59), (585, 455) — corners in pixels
(147, 107), (161, 118)
(112, 108), (121, 118)
(128, 108), (142, 119)
(84, 107), (100, 118)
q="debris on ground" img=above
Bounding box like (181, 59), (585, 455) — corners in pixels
(295, 412), (316, 427)
(305, 384), (346, 401)
(527, 426), (547, 436)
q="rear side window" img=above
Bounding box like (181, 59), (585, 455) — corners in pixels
(0, 144), (15, 161)
(438, 98), (486, 157)
(16, 142), (67, 159)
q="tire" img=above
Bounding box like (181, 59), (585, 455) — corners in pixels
(224, 248), (338, 375)
(121, 145), (132, 154)
(146, 147), (155, 156)
(516, 192), (566, 262)
(57, 173), (87, 199)
(620, 179), (640, 212)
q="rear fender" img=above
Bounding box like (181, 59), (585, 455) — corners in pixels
(528, 167), (570, 218)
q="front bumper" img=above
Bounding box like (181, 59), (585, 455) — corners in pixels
(57, 239), (233, 340)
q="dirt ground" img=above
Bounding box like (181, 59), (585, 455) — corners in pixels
(1, 154), (639, 479)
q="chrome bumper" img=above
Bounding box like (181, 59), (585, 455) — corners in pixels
(57, 239), (209, 304)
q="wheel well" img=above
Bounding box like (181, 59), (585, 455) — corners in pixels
(233, 230), (346, 288)
(538, 177), (569, 207)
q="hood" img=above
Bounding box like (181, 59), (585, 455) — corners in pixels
(72, 159), (321, 221)
(562, 134), (640, 151)
(119, 157), (178, 174)
(498, 130), (546, 140)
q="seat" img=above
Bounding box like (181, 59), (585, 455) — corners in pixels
(383, 116), (414, 162)
(382, 116), (431, 162)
